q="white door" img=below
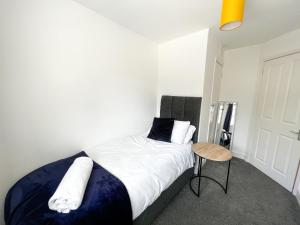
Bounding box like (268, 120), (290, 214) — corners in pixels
(251, 52), (300, 191)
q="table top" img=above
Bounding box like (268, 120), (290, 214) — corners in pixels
(192, 142), (232, 161)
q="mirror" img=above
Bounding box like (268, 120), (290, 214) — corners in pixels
(208, 101), (237, 150)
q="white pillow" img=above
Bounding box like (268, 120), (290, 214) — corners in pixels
(171, 120), (190, 144)
(183, 125), (196, 144)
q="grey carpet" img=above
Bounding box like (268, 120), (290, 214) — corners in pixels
(152, 158), (300, 225)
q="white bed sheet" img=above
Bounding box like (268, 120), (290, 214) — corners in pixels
(85, 135), (194, 219)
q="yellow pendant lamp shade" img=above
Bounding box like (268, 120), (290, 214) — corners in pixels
(220, 0), (245, 31)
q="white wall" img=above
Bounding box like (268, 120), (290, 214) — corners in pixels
(157, 29), (224, 144)
(0, 0), (158, 222)
(261, 28), (300, 59)
(219, 45), (261, 159)
(0, 147), (11, 225)
(157, 29), (209, 113)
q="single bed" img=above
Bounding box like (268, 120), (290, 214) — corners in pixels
(85, 135), (194, 220)
(5, 95), (202, 225)
(132, 95), (202, 224)
(87, 95), (202, 224)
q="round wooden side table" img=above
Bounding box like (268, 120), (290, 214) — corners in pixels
(189, 142), (232, 197)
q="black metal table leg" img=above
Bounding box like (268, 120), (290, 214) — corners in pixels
(190, 158), (232, 197)
(197, 157), (203, 197)
(225, 159), (231, 193)
(189, 156), (203, 197)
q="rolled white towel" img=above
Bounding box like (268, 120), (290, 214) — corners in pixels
(48, 156), (93, 213)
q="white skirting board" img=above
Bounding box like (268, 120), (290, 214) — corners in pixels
(232, 151), (246, 160)
(296, 192), (300, 206)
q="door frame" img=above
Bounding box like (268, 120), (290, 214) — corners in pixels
(247, 48), (300, 194)
(211, 57), (223, 103)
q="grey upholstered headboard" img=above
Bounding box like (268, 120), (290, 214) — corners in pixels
(160, 95), (202, 143)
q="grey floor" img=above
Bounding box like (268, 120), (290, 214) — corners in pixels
(152, 158), (300, 225)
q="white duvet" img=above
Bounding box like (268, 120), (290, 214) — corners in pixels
(85, 135), (194, 219)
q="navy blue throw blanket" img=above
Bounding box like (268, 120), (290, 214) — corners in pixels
(5, 152), (132, 225)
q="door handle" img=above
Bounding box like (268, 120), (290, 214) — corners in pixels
(290, 129), (300, 141)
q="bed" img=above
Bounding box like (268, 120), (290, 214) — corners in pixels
(86, 135), (193, 221)
(132, 95), (202, 224)
(5, 95), (202, 225)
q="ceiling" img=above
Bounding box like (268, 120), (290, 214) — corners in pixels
(74, 0), (300, 48)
